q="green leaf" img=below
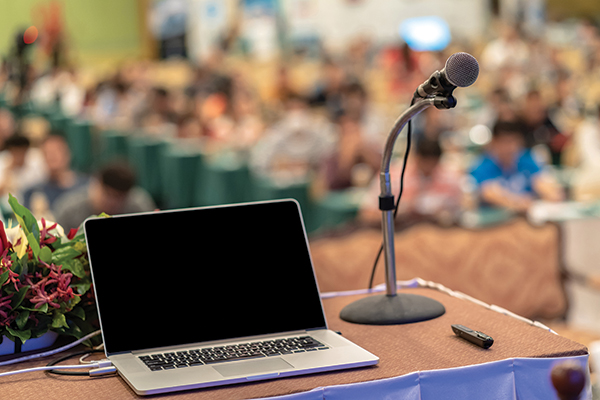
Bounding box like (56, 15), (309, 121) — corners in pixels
(62, 259), (85, 278)
(71, 281), (91, 295)
(21, 303), (48, 313)
(29, 326), (49, 339)
(0, 270), (9, 287)
(10, 286), (29, 309)
(6, 327), (31, 344)
(39, 246), (53, 263)
(51, 312), (69, 329)
(69, 306), (85, 320)
(65, 294), (81, 311)
(31, 221), (40, 243)
(8, 194), (37, 237)
(27, 232), (40, 260)
(52, 247), (81, 264)
(16, 310), (29, 330)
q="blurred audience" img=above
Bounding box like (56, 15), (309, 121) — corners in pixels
(470, 120), (563, 212)
(53, 162), (156, 230)
(4, 14), (600, 227)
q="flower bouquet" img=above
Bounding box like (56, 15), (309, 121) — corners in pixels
(0, 194), (98, 352)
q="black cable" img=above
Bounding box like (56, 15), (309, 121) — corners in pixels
(368, 101), (415, 290)
(45, 350), (104, 376)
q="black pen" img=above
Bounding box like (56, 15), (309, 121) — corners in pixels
(451, 324), (494, 349)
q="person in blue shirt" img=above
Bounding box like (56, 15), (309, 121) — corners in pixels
(470, 120), (563, 211)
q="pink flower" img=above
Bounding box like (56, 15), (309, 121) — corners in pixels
(30, 279), (61, 309)
(0, 293), (14, 326)
(28, 262), (77, 310)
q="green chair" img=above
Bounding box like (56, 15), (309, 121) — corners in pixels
(195, 153), (251, 206)
(127, 136), (169, 204)
(98, 130), (129, 165)
(65, 119), (94, 173)
(251, 176), (316, 232)
(161, 146), (202, 209)
(47, 111), (70, 137)
(313, 190), (363, 232)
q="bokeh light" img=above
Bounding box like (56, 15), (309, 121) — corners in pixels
(23, 26), (38, 44)
(399, 16), (451, 52)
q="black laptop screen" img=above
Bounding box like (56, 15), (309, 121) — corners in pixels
(84, 200), (327, 355)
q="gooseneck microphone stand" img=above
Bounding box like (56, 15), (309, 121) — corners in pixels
(340, 95), (456, 325)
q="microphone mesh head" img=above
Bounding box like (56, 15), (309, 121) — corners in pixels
(444, 52), (479, 87)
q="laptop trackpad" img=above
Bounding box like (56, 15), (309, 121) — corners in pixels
(213, 358), (294, 378)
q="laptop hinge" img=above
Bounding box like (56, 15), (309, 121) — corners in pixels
(306, 327), (327, 331)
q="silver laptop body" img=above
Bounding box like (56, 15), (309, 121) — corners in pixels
(84, 199), (378, 395)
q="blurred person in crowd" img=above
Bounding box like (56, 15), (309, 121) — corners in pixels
(481, 22), (529, 73)
(22, 135), (89, 217)
(359, 137), (463, 226)
(137, 88), (178, 136)
(338, 81), (386, 147)
(577, 18), (600, 60)
(548, 70), (584, 130)
(176, 113), (203, 139)
(186, 55), (233, 101)
(269, 65), (296, 111)
(53, 162), (156, 231)
(230, 88), (265, 150)
(320, 113), (381, 191)
(250, 94), (335, 183)
(30, 66), (85, 117)
(412, 106), (455, 144)
(92, 73), (144, 129)
(379, 41), (424, 98)
(196, 90), (235, 151)
(307, 58), (347, 119)
(146, 87), (178, 124)
(476, 87), (518, 128)
(344, 36), (374, 79)
(0, 109), (16, 148)
(520, 89), (567, 165)
(0, 134), (47, 205)
(571, 104), (600, 201)
(470, 120), (563, 212)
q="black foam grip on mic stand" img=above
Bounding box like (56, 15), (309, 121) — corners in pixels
(379, 195), (395, 211)
(433, 95), (457, 109)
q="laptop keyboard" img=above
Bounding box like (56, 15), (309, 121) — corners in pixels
(139, 336), (330, 371)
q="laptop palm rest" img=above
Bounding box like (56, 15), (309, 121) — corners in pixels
(213, 358), (294, 378)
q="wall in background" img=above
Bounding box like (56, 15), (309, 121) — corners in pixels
(0, 0), (144, 67)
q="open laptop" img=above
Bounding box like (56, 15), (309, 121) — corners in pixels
(84, 199), (379, 395)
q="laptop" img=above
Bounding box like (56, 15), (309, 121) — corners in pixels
(84, 199), (379, 396)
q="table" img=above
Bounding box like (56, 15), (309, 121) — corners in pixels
(0, 287), (589, 399)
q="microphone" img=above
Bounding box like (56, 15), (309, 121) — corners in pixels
(415, 52), (479, 100)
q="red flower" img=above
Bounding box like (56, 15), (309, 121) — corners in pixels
(67, 228), (78, 240)
(39, 218), (58, 246)
(0, 221), (8, 255)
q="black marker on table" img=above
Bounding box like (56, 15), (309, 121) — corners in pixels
(451, 324), (494, 349)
